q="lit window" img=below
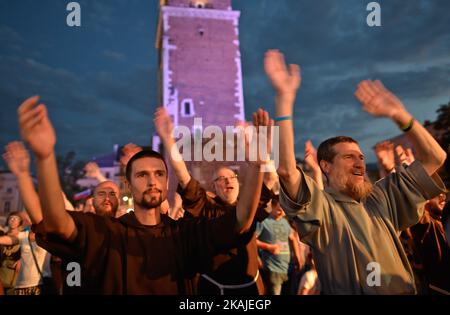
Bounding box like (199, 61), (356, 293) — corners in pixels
(190, 0), (210, 9)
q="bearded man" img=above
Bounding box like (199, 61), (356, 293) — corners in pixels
(264, 49), (447, 294)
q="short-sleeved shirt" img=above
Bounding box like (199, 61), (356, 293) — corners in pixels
(280, 161), (445, 295)
(36, 210), (242, 294)
(256, 216), (292, 274)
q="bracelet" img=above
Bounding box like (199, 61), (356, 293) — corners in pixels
(274, 115), (293, 122)
(400, 118), (414, 132)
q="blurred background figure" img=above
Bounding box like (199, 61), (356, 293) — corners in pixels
(256, 196), (302, 295)
(0, 212), (22, 295)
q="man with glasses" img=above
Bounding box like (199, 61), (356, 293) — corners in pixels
(154, 107), (276, 295)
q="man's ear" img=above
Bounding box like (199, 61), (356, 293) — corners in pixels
(319, 160), (330, 175)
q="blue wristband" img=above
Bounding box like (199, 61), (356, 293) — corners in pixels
(274, 115), (293, 122)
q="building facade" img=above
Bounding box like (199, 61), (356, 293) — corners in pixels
(156, 0), (248, 196)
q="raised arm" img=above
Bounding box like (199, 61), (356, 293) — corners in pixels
(304, 140), (324, 190)
(374, 141), (396, 178)
(18, 96), (77, 241)
(84, 162), (108, 183)
(236, 109), (272, 233)
(289, 228), (303, 269)
(154, 107), (191, 189)
(264, 49), (302, 200)
(2, 141), (43, 224)
(355, 80), (446, 175)
(394, 144), (415, 167)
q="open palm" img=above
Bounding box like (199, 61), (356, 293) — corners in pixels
(154, 107), (174, 141)
(264, 49), (301, 95)
(18, 96), (56, 159)
(3, 141), (30, 175)
(355, 80), (406, 118)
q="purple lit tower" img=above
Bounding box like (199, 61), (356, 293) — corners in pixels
(155, 0), (247, 196)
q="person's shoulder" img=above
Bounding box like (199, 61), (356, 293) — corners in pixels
(70, 211), (124, 231)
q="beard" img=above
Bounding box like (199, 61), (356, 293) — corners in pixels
(93, 201), (117, 218)
(135, 189), (164, 209)
(337, 173), (373, 201)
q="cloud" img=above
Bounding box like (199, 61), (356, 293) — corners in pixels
(234, 0), (450, 161)
(1, 0), (449, 168)
(0, 54), (158, 164)
(102, 49), (126, 61)
(0, 25), (23, 43)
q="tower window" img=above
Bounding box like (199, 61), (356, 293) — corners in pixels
(190, 1), (209, 9)
(181, 99), (195, 117)
(4, 201), (10, 213)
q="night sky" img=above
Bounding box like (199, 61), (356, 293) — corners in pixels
(1, 0), (449, 168)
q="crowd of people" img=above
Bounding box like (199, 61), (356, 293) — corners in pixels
(0, 49), (449, 295)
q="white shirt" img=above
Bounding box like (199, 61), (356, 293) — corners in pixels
(15, 231), (51, 288)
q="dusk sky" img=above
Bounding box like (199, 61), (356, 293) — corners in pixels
(1, 0), (450, 168)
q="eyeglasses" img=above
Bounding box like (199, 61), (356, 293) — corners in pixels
(95, 191), (117, 199)
(8, 216), (21, 221)
(214, 174), (238, 183)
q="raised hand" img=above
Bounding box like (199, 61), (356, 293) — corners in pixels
(244, 109), (274, 166)
(3, 141), (30, 176)
(154, 107), (174, 142)
(120, 143), (143, 168)
(304, 140), (320, 172)
(264, 49), (301, 96)
(84, 162), (102, 179)
(18, 96), (56, 159)
(374, 141), (395, 173)
(395, 145), (415, 166)
(355, 80), (407, 119)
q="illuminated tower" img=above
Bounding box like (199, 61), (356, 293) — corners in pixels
(155, 0), (246, 194)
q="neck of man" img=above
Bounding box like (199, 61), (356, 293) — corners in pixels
(133, 205), (161, 226)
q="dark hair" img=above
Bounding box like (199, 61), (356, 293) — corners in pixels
(6, 211), (23, 227)
(125, 149), (168, 182)
(317, 136), (359, 164)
